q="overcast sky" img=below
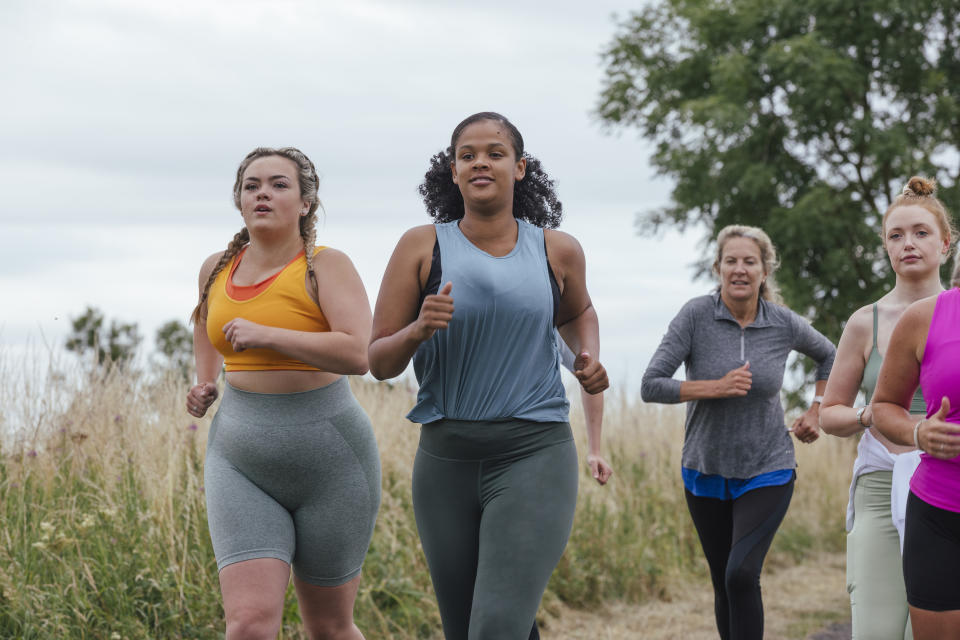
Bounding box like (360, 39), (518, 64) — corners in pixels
(1, 0), (712, 392)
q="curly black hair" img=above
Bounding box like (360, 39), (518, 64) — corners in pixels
(417, 112), (563, 229)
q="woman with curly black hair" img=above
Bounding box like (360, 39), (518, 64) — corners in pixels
(369, 112), (610, 639)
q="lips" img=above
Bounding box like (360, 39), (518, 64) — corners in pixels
(470, 176), (494, 184)
(254, 205), (272, 213)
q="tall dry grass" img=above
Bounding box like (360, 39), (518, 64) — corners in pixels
(0, 350), (856, 639)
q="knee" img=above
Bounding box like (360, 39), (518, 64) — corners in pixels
(469, 612), (527, 640)
(304, 619), (360, 640)
(724, 563), (759, 598)
(225, 606), (282, 640)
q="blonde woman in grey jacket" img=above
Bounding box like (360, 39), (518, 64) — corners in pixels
(641, 224), (835, 640)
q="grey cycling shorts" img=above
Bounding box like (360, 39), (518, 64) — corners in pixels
(204, 377), (380, 586)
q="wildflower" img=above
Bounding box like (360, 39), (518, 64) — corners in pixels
(187, 423), (198, 431)
(31, 541), (47, 550)
(111, 633), (121, 640)
(39, 522), (55, 535)
(114, 415), (122, 424)
(78, 514), (96, 530)
(100, 506), (118, 519)
(27, 450), (37, 458)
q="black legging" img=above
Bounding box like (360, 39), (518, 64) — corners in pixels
(684, 477), (794, 640)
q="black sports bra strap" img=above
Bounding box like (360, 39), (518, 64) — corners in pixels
(418, 238), (442, 311)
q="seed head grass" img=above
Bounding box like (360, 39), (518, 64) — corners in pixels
(0, 351), (854, 638)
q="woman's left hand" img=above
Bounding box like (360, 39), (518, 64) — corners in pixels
(587, 454), (613, 485)
(222, 318), (268, 352)
(791, 407), (821, 444)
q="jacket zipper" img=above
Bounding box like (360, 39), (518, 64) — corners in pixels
(740, 328), (745, 362)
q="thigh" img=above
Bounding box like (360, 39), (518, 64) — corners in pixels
(903, 492), (960, 613)
(291, 409), (381, 586)
(219, 557), (290, 638)
(412, 448), (483, 640)
(469, 441), (579, 640)
(204, 447), (296, 570)
(847, 474), (911, 640)
(294, 573), (363, 639)
(727, 478), (793, 577)
(684, 489), (734, 576)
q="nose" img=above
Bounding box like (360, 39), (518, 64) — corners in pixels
(473, 154), (490, 169)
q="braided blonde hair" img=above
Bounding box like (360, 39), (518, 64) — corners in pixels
(190, 147), (322, 324)
(712, 224), (784, 305)
(881, 177), (957, 261)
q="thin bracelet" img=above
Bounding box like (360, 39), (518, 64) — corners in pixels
(813, 395), (823, 404)
(913, 419), (924, 450)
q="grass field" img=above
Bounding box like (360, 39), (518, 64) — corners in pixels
(0, 353), (856, 638)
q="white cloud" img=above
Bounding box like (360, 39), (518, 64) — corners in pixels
(1, 0), (710, 392)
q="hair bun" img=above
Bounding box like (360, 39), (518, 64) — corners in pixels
(902, 176), (936, 197)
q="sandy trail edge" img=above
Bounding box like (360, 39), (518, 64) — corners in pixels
(540, 551), (850, 640)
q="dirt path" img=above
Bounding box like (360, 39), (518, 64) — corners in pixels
(541, 552), (850, 639)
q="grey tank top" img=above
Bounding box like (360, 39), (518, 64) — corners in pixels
(862, 303), (926, 412)
(407, 219), (569, 424)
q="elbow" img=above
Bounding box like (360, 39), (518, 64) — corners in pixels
(351, 359), (370, 377)
(640, 377), (656, 403)
(366, 352), (394, 381)
(368, 363), (390, 381)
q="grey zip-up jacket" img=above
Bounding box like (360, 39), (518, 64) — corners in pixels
(641, 293), (835, 478)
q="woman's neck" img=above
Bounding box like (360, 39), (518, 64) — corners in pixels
(244, 231), (304, 268)
(458, 209), (519, 255)
(888, 271), (944, 305)
(721, 292), (759, 328)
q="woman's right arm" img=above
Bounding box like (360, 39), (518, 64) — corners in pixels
(641, 300), (753, 404)
(368, 226), (448, 380)
(187, 252), (225, 418)
(819, 306), (871, 436)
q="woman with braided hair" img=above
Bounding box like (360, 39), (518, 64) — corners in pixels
(369, 112), (609, 639)
(187, 147), (380, 639)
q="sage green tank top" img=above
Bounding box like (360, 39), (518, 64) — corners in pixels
(862, 303), (926, 412)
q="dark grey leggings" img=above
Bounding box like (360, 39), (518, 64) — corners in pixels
(413, 419), (578, 640)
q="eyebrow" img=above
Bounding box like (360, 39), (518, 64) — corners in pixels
(243, 175), (292, 182)
(456, 142), (509, 151)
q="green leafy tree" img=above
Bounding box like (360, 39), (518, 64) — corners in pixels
(154, 320), (194, 382)
(597, 0), (960, 343)
(65, 306), (142, 368)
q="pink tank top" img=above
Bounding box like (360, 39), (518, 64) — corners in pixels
(911, 287), (960, 512)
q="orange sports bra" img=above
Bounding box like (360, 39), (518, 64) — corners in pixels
(206, 246), (331, 371)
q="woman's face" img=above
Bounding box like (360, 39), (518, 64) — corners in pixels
(719, 236), (766, 303)
(451, 119), (526, 210)
(884, 205), (949, 277)
(238, 155), (307, 235)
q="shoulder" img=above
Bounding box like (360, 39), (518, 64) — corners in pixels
(899, 295), (938, 331)
(543, 228), (583, 262)
(199, 250), (227, 283)
(680, 294), (714, 315)
(670, 295), (713, 327)
(397, 224), (438, 248)
(838, 303), (873, 345)
(312, 246), (352, 269)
